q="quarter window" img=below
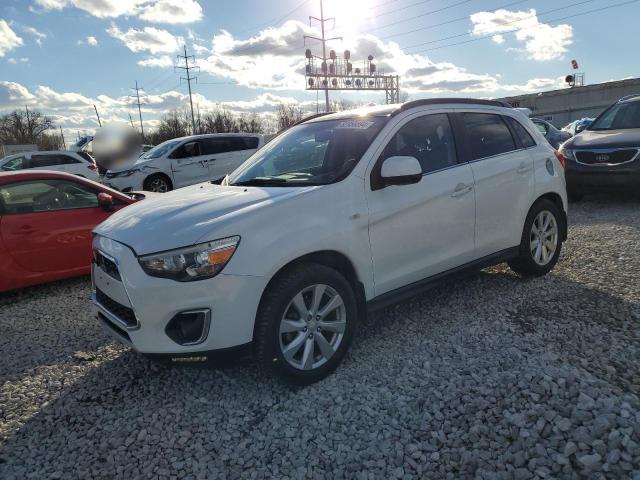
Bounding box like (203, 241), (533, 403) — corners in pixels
(380, 114), (457, 174)
(201, 138), (232, 155)
(462, 113), (516, 160)
(0, 180), (99, 214)
(505, 117), (537, 148)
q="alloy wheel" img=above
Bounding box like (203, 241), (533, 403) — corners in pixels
(530, 210), (558, 266)
(149, 177), (169, 193)
(279, 284), (346, 370)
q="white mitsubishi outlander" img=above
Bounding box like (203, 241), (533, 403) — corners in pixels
(92, 99), (568, 384)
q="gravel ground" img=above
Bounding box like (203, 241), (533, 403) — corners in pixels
(1, 194), (639, 479)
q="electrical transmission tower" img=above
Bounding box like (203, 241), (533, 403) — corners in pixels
(176, 45), (199, 134)
(131, 81), (145, 140)
(305, 0), (341, 112)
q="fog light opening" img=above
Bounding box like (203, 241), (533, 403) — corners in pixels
(165, 309), (211, 346)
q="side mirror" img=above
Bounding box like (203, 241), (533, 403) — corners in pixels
(375, 156), (422, 190)
(97, 192), (114, 212)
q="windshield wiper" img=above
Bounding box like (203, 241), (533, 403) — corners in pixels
(231, 177), (290, 187)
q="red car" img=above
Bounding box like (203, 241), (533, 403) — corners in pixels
(0, 170), (145, 292)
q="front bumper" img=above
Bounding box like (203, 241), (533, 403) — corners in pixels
(91, 235), (267, 355)
(565, 161), (640, 191)
(102, 171), (145, 192)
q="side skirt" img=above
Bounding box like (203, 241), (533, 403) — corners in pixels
(366, 247), (520, 314)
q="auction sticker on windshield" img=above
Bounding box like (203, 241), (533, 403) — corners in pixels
(336, 120), (375, 129)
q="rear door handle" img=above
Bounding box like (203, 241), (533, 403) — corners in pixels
(451, 183), (473, 198)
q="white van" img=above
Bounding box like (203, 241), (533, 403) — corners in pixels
(104, 133), (264, 192)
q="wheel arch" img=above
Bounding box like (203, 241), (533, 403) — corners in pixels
(253, 250), (367, 341)
(143, 172), (173, 191)
(532, 192), (568, 241)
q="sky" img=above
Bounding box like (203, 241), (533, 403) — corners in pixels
(1, 0), (639, 137)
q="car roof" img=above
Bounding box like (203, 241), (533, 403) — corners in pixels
(0, 170), (90, 185)
(175, 133), (264, 142)
(303, 98), (512, 124)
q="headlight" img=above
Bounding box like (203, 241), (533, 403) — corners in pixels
(107, 166), (151, 178)
(138, 236), (240, 281)
(559, 147), (575, 161)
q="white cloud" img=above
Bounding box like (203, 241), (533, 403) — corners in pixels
(137, 55), (174, 68)
(23, 26), (47, 46)
(107, 25), (183, 54)
(87, 35), (98, 46)
(470, 9), (573, 61)
(8, 57), (16, 64)
(0, 81), (36, 108)
(492, 35), (504, 45)
(34, 0), (202, 23)
(138, 0), (202, 24)
(0, 19), (23, 57)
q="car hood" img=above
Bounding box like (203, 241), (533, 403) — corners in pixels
(565, 128), (640, 149)
(94, 182), (316, 255)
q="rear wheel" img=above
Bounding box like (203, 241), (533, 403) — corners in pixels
(509, 199), (563, 277)
(143, 174), (172, 192)
(254, 264), (357, 385)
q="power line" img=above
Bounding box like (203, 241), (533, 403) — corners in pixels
(373, 0), (473, 31)
(176, 45), (199, 134)
(380, 0), (530, 40)
(402, 0), (598, 51)
(235, 0), (313, 35)
(409, 0), (640, 54)
(367, 0), (438, 21)
(131, 80), (145, 140)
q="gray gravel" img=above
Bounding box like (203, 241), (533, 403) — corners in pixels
(1, 194), (639, 479)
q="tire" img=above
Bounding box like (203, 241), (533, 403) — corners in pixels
(143, 174), (172, 192)
(508, 199), (563, 277)
(567, 189), (583, 202)
(254, 264), (358, 385)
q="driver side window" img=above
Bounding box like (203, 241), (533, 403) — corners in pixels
(171, 141), (201, 159)
(0, 180), (99, 214)
(380, 114), (458, 174)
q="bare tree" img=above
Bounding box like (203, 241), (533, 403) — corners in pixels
(0, 109), (54, 147)
(147, 109), (189, 145)
(275, 103), (304, 132)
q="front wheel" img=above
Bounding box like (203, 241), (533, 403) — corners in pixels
(509, 199), (563, 277)
(254, 264), (357, 385)
(143, 174), (172, 193)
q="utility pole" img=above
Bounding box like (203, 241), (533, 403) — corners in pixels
(59, 126), (66, 149)
(128, 113), (135, 129)
(305, 1), (341, 112)
(176, 45), (198, 134)
(131, 81), (145, 141)
(93, 104), (102, 127)
(24, 105), (31, 141)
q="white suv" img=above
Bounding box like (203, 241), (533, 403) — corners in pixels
(103, 133), (264, 193)
(0, 150), (100, 181)
(92, 100), (568, 384)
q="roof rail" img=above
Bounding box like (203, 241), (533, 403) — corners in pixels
(618, 94), (640, 102)
(397, 98), (511, 113)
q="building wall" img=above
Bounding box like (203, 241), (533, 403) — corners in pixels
(498, 78), (640, 128)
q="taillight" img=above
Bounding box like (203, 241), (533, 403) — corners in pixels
(554, 150), (566, 168)
(88, 164), (97, 171)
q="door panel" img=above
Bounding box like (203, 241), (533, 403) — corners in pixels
(170, 141), (209, 187)
(366, 112), (476, 296)
(367, 166), (476, 295)
(460, 113), (535, 257)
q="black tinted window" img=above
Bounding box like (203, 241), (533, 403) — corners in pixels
(243, 137), (259, 149)
(30, 155), (58, 168)
(506, 117), (536, 148)
(2, 156), (28, 171)
(380, 114), (457, 174)
(463, 113), (516, 160)
(201, 138), (232, 154)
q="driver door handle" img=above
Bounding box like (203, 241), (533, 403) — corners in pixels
(451, 183), (473, 198)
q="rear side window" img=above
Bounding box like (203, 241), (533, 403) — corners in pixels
(505, 117), (537, 148)
(201, 138), (232, 155)
(30, 155), (58, 168)
(462, 113), (516, 160)
(380, 113), (457, 174)
(243, 137), (259, 149)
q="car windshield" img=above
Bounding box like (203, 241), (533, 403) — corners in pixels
(140, 139), (181, 159)
(590, 102), (640, 130)
(228, 117), (387, 187)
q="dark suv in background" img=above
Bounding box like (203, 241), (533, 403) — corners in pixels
(559, 95), (640, 201)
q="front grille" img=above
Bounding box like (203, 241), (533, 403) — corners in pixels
(94, 251), (121, 280)
(576, 149), (638, 165)
(95, 288), (137, 328)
